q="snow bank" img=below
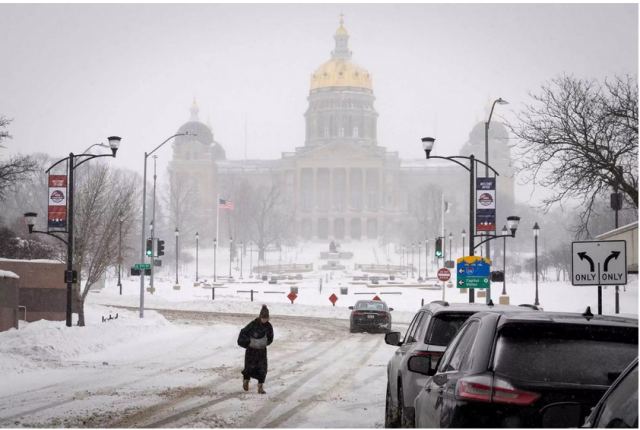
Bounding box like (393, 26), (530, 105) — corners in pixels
(0, 304), (176, 373)
(0, 269), (19, 279)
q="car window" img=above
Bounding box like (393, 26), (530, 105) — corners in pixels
(437, 322), (469, 373)
(415, 312), (431, 342)
(493, 323), (638, 385)
(595, 364), (638, 428)
(424, 312), (474, 346)
(444, 321), (479, 372)
(356, 301), (387, 311)
(402, 312), (421, 344)
(405, 312), (425, 344)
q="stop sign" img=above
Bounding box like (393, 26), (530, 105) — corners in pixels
(437, 268), (451, 282)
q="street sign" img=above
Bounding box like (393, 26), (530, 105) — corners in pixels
(572, 240), (627, 286)
(134, 263), (151, 270)
(329, 293), (338, 306)
(456, 256), (491, 289)
(437, 268), (451, 282)
(287, 291), (297, 303)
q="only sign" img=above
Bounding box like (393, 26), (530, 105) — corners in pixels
(437, 268), (451, 282)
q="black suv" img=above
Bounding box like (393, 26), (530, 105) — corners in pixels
(384, 301), (532, 427)
(412, 310), (638, 428)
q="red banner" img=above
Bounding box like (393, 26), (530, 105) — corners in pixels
(48, 174), (68, 232)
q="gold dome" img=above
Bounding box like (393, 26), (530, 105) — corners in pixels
(310, 59), (372, 90)
(310, 16), (372, 91)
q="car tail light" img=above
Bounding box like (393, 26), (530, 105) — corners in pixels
(352, 311), (365, 316)
(409, 350), (442, 369)
(456, 376), (540, 406)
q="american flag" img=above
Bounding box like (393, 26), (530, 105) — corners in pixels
(219, 198), (234, 210)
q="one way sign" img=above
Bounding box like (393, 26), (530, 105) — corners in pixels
(571, 240), (627, 286)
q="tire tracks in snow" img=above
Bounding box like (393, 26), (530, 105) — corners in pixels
(114, 337), (350, 427)
(253, 335), (384, 428)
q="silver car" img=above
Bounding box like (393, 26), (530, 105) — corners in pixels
(384, 300), (534, 427)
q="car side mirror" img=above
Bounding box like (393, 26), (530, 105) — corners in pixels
(408, 355), (436, 376)
(385, 331), (402, 346)
(389, 307), (394, 311)
(348, 306), (354, 310)
(540, 402), (583, 428)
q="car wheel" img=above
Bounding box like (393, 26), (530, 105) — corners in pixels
(398, 382), (414, 428)
(385, 382), (400, 428)
(350, 326), (357, 333)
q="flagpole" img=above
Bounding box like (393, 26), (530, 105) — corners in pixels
(216, 193), (220, 282)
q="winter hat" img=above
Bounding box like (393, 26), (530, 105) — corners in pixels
(259, 305), (270, 319)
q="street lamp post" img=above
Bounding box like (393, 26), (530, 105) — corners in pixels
(229, 237), (233, 279)
(422, 137), (499, 303)
(418, 241), (422, 280)
(424, 239), (429, 279)
(138, 132), (191, 318)
(174, 227), (180, 288)
(501, 225), (508, 296)
(24, 136), (121, 327)
(484, 98), (508, 277)
(533, 222), (540, 306)
(461, 229), (466, 257)
(195, 232), (199, 282)
(213, 238), (217, 283)
(448, 232), (453, 265)
(249, 242), (253, 278)
(118, 215), (124, 295)
(240, 241), (244, 280)
(411, 243), (415, 278)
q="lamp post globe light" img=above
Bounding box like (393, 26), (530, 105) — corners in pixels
(195, 232), (199, 283)
(174, 227), (180, 289)
(24, 135), (121, 327)
(533, 222), (540, 306)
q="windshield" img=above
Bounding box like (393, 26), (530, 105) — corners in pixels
(494, 323), (638, 385)
(355, 301), (387, 311)
(424, 312), (473, 346)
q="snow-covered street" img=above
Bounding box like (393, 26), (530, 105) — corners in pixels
(0, 241), (637, 427)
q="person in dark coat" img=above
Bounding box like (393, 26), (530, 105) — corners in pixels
(238, 305), (273, 394)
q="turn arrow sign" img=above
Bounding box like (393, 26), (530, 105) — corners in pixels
(604, 251), (620, 272)
(578, 252), (595, 272)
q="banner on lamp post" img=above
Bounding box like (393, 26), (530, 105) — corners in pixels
(48, 173), (68, 232)
(476, 177), (496, 232)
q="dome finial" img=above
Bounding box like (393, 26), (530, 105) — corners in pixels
(190, 97), (199, 121)
(332, 14), (351, 60)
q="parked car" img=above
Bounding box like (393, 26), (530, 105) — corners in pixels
(384, 300), (532, 427)
(349, 300), (393, 333)
(539, 357), (638, 428)
(412, 309), (638, 428)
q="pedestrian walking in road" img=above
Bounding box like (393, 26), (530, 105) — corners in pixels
(237, 304), (274, 394)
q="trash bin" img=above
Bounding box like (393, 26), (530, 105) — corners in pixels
(340, 287), (348, 295)
(290, 286), (298, 294)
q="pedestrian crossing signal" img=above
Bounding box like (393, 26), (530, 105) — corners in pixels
(435, 238), (443, 258)
(146, 239), (153, 257)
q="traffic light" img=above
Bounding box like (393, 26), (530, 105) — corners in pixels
(157, 239), (165, 257)
(435, 237), (443, 258)
(146, 239), (153, 257)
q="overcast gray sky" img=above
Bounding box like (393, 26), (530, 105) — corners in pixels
(0, 3), (637, 202)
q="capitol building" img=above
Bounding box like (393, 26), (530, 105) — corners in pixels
(168, 19), (515, 245)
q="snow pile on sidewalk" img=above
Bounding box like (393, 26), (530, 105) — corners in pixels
(0, 304), (176, 374)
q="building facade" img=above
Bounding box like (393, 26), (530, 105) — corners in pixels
(170, 19), (515, 243)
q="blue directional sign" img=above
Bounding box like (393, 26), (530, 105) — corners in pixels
(456, 256), (491, 289)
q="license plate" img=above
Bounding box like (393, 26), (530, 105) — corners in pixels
(367, 314), (374, 319)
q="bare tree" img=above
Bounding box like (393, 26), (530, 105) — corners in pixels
(0, 116), (39, 202)
(509, 75), (638, 237)
(235, 180), (293, 261)
(73, 163), (138, 326)
(167, 169), (198, 237)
